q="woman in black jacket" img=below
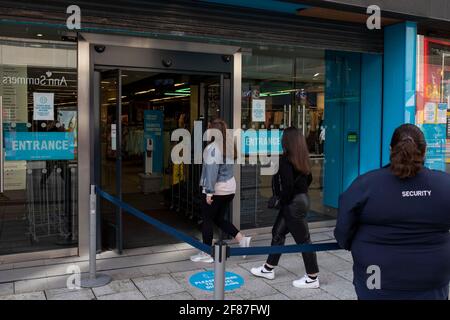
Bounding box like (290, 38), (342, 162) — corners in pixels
(335, 124), (450, 300)
(250, 127), (320, 289)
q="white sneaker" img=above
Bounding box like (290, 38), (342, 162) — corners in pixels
(190, 251), (213, 263)
(239, 236), (252, 259)
(292, 275), (320, 289)
(250, 265), (275, 280)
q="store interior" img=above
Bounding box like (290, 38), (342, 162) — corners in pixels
(98, 70), (223, 249)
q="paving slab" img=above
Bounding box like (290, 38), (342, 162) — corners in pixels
(271, 281), (327, 300)
(317, 272), (357, 300)
(0, 291), (46, 300)
(335, 269), (353, 282)
(253, 293), (290, 300)
(165, 260), (206, 273)
(132, 274), (185, 299)
(149, 291), (194, 300)
(316, 252), (353, 272)
(92, 279), (138, 297)
(102, 266), (146, 281)
(231, 278), (279, 299)
(45, 287), (96, 300)
(0, 266), (48, 282)
(329, 250), (353, 263)
(0, 283), (14, 296)
(96, 290), (146, 300)
(14, 278), (48, 294)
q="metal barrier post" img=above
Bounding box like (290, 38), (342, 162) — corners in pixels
(213, 241), (227, 300)
(81, 185), (112, 288)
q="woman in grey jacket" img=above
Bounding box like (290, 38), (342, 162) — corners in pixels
(190, 118), (251, 263)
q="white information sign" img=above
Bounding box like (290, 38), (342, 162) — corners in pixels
(33, 92), (54, 120)
(252, 99), (266, 122)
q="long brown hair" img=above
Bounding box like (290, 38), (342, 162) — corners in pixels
(282, 127), (310, 175)
(208, 118), (237, 160)
(390, 124), (426, 179)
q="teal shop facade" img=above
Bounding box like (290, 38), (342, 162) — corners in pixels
(0, 0), (449, 263)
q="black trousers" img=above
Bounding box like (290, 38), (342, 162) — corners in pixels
(201, 193), (239, 246)
(266, 193), (319, 275)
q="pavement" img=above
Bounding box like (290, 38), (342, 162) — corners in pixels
(0, 227), (448, 300)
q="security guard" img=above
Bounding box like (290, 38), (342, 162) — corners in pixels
(335, 124), (450, 300)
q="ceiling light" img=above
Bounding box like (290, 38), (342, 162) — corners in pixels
(135, 89), (155, 95)
(36, 33), (44, 37)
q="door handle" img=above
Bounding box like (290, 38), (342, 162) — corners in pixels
(0, 96), (4, 193)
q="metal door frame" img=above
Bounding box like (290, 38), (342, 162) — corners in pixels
(78, 33), (242, 257)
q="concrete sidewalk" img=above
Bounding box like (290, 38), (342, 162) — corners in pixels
(0, 227), (447, 300)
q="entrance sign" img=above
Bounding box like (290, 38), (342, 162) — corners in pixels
(242, 129), (283, 155)
(33, 92), (54, 120)
(189, 271), (244, 292)
(4, 132), (75, 160)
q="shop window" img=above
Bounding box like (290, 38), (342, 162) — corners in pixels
(240, 48), (329, 229)
(416, 36), (450, 174)
(0, 38), (78, 255)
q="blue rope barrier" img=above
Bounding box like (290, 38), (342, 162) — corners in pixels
(229, 242), (341, 257)
(95, 186), (342, 258)
(95, 187), (211, 254)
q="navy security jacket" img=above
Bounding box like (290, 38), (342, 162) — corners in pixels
(334, 166), (450, 291)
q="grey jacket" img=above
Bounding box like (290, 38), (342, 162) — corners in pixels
(199, 143), (234, 194)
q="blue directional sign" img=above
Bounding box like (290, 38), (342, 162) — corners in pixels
(189, 270), (244, 291)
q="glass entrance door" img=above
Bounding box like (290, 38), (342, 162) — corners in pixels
(97, 68), (231, 252)
(98, 69), (123, 253)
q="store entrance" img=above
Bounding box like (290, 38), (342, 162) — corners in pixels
(96, 68), (230, 253)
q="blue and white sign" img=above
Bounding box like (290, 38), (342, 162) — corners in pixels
(252, 99), (266, 122)
(189, 271), (244, 292)
(242, 129), (283, 155)
(4, 132), (75, 161)
(33, 92), (54, 120)
(143, 110), (163, 173)
(421, 123), (446, 171)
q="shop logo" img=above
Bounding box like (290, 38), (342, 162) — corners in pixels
(66, 5), (81, 30)
(366, 5), (381, 30)
(2, 71), (68, 87)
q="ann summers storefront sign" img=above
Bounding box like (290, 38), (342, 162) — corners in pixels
(2, 70), (68, 86)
